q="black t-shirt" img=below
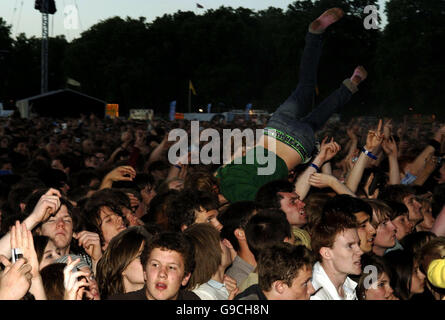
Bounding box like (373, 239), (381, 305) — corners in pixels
(108, 287), (201, 300)
(234, 284), (268, 300)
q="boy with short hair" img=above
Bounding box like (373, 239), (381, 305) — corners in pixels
(109, 231), (200, 300)
(235, 243), (315, 300)
(310, 210), (363, 300)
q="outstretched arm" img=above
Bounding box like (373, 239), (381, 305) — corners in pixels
(308, 172), (356, 196)
(346, 120), (384, 193)
(99, 165), (136, 190)
(294, 137), (341, 200)
(408, 125), (445, 177)
(0, 189), (61, 258)
(382, 135), (401, 185)
(413, 154), (439, 186)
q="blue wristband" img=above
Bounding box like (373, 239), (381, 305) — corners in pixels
(174, 164), (181, 170)
(362, 148), (377, 160)
(310, 163), (321, 172)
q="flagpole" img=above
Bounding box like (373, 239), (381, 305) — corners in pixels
(188, 82), (191, 113)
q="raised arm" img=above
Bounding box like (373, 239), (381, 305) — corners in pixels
(10, 222), (46, 300)
(382, 135), (401, 185)
(99, 165), (136, 190)
(345, 120), (384, 193)
(408, 125), (445, 177)
(308, 172), (356, 197)
(294, 137), (341, 200)
(0, 188), (61, 258)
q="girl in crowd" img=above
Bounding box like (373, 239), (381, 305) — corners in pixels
(357, 254), (398, 300)
(40, 255), (100, 300)
(33, 235), (62, 270)
(384, 250), (426, 300)
(96, 226), (155, 299)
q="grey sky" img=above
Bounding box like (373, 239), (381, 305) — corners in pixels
(1, 0), (388, 41)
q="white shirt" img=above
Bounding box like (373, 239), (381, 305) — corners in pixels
(310, 262), (358, 300)
(192, 279), (230, 300)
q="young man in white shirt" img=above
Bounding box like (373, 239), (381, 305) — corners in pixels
(310, 209), (363, 300)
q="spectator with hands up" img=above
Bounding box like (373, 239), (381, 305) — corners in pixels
(62, 255), (99, 300)
(294, 136), (343, 200)
(346, 119), (384, 194)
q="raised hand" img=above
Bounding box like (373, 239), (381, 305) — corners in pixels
(365, 119), (384, 153)
(126, 193), (140, 211)
(0, 255), (32, 300)
(224, 275), (239, 300)
(10, 221), (40, 279)
(105, 166), (136, 182)
(382, 135), (398, 157)
(308, 172), (336, 189)
(318, 137), (341, 163)
(363, 173), (379, 199)
(63, 256), (90, 300)
(29, 188), (62, 224)
(383, 119), (392, 139)
(73, 231), (102, 262)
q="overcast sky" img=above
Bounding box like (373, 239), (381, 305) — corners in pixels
(1, 0), (388, 41)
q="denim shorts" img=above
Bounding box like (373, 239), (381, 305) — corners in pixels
(264, 117), (315, 164)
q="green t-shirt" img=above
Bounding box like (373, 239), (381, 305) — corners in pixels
(216, 146), (288, 203)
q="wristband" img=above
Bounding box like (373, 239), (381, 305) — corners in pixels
(362, 147), (377, 160)
(310, 163), (321, 172)
(174, 164), (181, 170)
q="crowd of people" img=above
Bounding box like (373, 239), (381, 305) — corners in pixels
(0, 8), (445, 301)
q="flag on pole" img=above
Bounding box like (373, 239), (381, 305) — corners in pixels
(189, 80), (197, 95)
(245, 103), (252, 120)
(169, 101), (177, 121)
(207, 103), (212, 113)
(196, 3), (204, 8)
(67, 78), (81, 87)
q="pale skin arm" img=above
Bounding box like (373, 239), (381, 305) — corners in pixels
(0, 188), (61, 258)
(407, 126), (445, 176)
(308, 172), (356, 197)
(99, 165), (136, 190)
(413, 154), (438, 186)
(346, 120), (384, 193)
(382, 136), (401, 185)
(294, 137), (341, 200)
(321, 161), (333, 175)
